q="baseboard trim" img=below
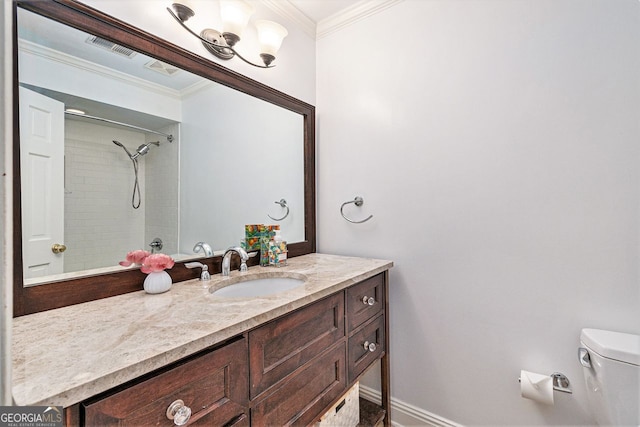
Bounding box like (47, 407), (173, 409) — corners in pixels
(360, 385), (462, 427)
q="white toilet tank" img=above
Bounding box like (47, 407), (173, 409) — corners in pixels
(579, 328), (640, 426)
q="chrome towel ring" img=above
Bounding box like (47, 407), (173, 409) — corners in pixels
(268, 199), (290, 221)
(340, 196), (373, 224)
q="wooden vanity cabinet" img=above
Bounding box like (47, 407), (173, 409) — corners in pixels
(78, 271), (390, 426)
(82, 337), (249, 427)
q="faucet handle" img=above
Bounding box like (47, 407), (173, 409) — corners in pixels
(200, 264), (211, 281)
(240, 251), (258, 272)
(185, 262), (211, 282)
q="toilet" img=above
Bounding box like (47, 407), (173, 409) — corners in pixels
(579, 328), (640, 426)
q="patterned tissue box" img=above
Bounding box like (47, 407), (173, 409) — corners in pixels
(244, 224), (263, 251)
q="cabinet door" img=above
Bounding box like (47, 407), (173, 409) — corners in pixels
(346, 273), (384, 332)
(251, 343), (347, 426)
(83, 337), (249, 426)
(249, 292), (345, 398)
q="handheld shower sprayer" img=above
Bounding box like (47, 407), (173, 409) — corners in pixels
(112, 140), (161, 209)
(112, 140), (134, 158)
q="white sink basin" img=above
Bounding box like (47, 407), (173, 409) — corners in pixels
(210, 273), (306, 298)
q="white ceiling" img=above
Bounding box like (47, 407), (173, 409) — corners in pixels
(288, 0), (362, 24)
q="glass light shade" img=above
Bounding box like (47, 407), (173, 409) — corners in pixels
(255, 20), (288, 57)
(170, 0), (196, 21)
(172, 0), (195, 9)
(219, 0), (255, 37)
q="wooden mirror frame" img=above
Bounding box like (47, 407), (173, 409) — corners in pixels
(12, 0), (316, 317)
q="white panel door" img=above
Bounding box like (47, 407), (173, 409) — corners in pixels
(19, 87), (65, 278)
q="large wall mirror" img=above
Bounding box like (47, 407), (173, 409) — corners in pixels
(13, 0), (316, 316)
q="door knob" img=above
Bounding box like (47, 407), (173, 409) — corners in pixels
(51, 244), (67, 254)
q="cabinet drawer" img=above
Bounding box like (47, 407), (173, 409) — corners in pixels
(346, 273), (384, 332)
(83, 337), (249, 427)
(193, 411), (249, 427)
(348, 314), (385, 383)
(251, 343), (347, 426)
(249, 292), (345, 399)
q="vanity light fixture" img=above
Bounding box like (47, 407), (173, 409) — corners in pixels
(167, 0), (288, 68)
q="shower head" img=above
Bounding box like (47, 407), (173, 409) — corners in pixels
(131, 141), (160, 160)
(113, 140), (161, 160)
(133, 144), (150, 159)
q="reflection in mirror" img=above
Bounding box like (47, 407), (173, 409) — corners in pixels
(17, 8), (304, 287)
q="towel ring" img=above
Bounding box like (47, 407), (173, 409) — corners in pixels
(268, 199), (289, 221)
(340, 196), (373, 224)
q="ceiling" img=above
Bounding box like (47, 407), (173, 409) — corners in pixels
(288, 0), (362, 23)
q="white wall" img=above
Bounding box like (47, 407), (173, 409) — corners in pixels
(317, 0), (639, 425)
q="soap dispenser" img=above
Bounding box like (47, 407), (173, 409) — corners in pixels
(269, 226), (287, 267)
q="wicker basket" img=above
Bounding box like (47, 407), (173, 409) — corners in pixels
(316, 382), (360, 426)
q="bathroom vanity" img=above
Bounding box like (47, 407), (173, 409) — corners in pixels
(12, 254), (392, 426)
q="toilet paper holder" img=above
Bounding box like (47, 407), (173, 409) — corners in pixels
(518, 372), (572, 394)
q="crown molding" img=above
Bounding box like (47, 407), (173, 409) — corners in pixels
(261, 0), (402, 40)
(18, 39), (181, 100)
(180, 78), (215, 99)
(260, 0), (316, 39)
(317, 0), (403, 39)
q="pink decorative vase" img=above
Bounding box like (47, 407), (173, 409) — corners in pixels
(143, 270), (172, 294)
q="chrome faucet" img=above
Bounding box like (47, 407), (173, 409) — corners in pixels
(193, 241), (213, 257)
(149, 237), (163, 254)
(222, 246), (249, 276)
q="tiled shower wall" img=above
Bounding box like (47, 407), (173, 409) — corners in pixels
(64, 120), (147, 272)
(144, 123), (179, 256)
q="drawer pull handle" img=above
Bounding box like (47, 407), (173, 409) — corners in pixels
(362, 296), (376, 306)
(363, 341), (377, 352)
(167, 399), (192, 426)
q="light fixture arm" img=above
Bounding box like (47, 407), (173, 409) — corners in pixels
(167, 7), (273, 69)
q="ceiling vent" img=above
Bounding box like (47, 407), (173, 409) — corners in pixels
(144, 59), (181, 77)
(85, 36), (136, 58)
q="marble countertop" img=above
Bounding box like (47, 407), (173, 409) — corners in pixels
(12, 253), (393, 407)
